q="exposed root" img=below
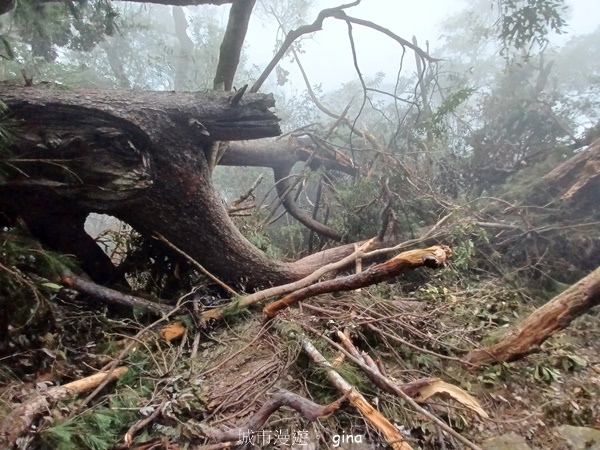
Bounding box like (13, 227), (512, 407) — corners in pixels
(199, 389), (343, 443)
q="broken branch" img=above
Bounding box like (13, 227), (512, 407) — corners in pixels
(465, 266), (600, 365)
(264, 245), (451, 318)
(61, 274), (173, 315)
(199, 389), (342, 442)
(301, 337), (413, 450)
(0, 367), (128, 448)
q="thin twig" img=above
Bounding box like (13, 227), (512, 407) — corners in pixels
(154, 232), (238, 296)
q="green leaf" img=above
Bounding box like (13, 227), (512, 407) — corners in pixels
(41, 282), (63, 292)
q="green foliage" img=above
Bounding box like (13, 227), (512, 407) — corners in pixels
(332, 177), (381, 241)
(11, 0), (119, 62)
(427, 87), (477, 138)
(499, 0), (567, 53)
(39, 386), (144, 450)
(533, 363), (561, 383)
(481, 362), (512, 386)
(219, 295), (251, 322)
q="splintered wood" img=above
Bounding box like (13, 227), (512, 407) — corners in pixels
(0, 367), (128, 448)
(264, 245), (452, 318)
(466, 266), (600, 365)
(302, 339), (413, 450)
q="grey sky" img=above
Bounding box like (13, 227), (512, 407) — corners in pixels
(243, 0), (600, 92)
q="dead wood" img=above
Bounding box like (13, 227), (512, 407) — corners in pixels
(123, 399), (168, 448)
(301, 325), (483, 450)
(221, 139), (356, 175)
(541, 137), (600, 205)
(273, 163), (343, 241)
(199, 238), (382, 322)
(263, 245), (452, 318)
(198, 389), (342, 443)
(0, 367), (128, 449)
(301, 338), (413, 450)
(336, 331), (488, 418)
(61, 274), (174, 315)
(465, 266), (600, 366)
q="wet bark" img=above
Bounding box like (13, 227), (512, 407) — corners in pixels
(465, 267), (600, 365)
(0, 85), (359, 288)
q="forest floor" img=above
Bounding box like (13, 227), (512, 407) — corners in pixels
(1, 268), (599, 450)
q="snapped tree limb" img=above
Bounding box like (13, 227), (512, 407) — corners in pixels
(466, 266), (600, 366)
(0, 367), (128, 449)
(263, 245), (452, 318)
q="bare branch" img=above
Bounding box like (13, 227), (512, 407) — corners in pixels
(61, 274), (174, 315)
(263, 245), (452, 318)
(301, 337), (413, 450)
(273, 164), (343, 241)
(250, 1), (361, 93)
(199, 390), (342, 442)
(153, 232), (239, 296)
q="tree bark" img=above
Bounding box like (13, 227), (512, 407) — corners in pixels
(263, 245), (452, 318)
(213, 0), (256, 91)
(541, 137), (600, 205)
(465, 267), (600, 366)
(0, 367), (128, 449)
(0, 85), (358, 288)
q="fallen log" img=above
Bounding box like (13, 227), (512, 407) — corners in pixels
(263, 245), (451, 318)
(465, 266), (600, 365)
(61, 274), (174, 315)
(541, 137), (600, 205)
(0, 367), (128, 449)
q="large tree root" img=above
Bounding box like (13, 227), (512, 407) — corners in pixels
(465, 266), (600, 366)
(0, 367), (128, 449)
(263, 245), (452, 318)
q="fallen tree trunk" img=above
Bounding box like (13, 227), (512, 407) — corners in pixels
(465, 266), (600, 366)
(541, 137), (600, 205)
(0, 85), (356, 288)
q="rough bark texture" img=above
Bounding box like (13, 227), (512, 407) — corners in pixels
(0, 85), (358, 288)
(465, 267), (600, 365)
(541, 137), (600, 205)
